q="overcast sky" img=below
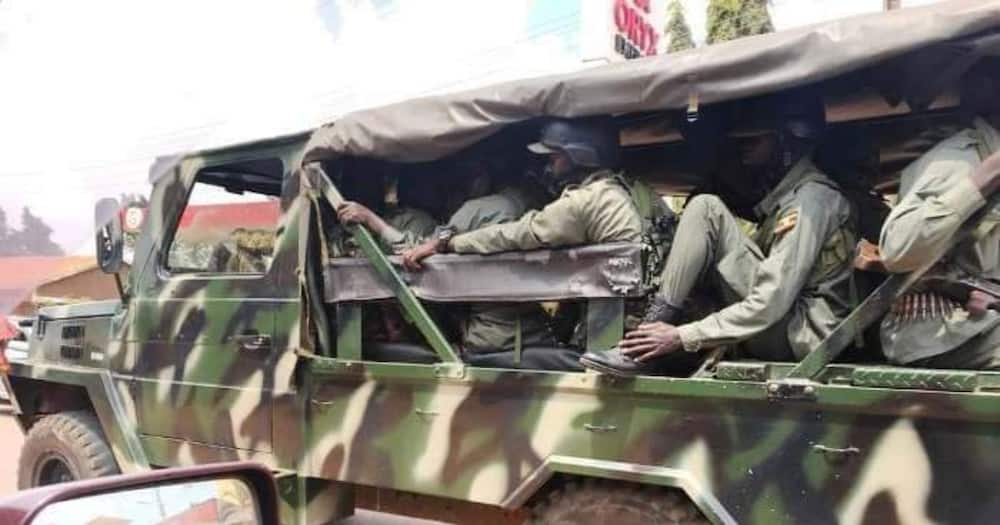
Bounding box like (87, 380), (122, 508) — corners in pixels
(0, 0), (943, 255)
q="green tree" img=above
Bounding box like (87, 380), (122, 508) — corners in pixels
(665, 0), (695, 53)
(706, 0), (773, 45)
(11, 207), (64, 256)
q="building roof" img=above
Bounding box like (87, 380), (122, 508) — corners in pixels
(177, 201), (279, 232)
(0, 256), (96, 290)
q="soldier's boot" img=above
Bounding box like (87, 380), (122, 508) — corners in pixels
(578, 296), (682, 377)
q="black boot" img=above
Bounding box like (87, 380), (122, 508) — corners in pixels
(579, 296), (682, 377)
(640, 295), (683, 324)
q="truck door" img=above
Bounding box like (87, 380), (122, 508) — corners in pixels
(128, 154), (300, 455)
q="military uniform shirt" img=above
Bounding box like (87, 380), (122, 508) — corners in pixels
(878, 119), (1000, 364)
(380, 185), (553, 352)
(447, 186), (530, 235)
(675, 158), (856, 359)
(449, 170), (642, 253)
(380, 206), (438, 252)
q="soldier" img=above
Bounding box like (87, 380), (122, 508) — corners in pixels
(580, 93), (858, 376)
(877, 66), (1000, 370)
(338, 158), (556, 353)
(332, 161), (438, 255)
(399, 119), (657, 353)
(379, 174), (439, 253)
(400, 118), (643, 265)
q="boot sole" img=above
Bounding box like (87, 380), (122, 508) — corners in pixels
(578, 356), (642, 378)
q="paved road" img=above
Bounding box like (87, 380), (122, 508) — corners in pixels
(0, 415), (441, 524)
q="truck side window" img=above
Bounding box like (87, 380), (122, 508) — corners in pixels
(166, 161), (283, 274)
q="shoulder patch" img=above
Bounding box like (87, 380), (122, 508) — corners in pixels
(773, 209), (799, 236)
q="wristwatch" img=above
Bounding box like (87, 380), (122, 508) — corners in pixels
(435, 226), (457, 253)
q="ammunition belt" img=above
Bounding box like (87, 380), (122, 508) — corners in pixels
(886, 291), (961, 325)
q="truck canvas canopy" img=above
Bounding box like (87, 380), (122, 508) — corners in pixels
(303, 2), (1000, 166)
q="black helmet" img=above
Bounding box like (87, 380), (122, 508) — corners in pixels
(527, 118), (619, 169)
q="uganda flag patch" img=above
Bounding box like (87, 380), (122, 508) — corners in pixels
(773, 209), (799, 236)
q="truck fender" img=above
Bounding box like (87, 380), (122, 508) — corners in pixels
(9, 362), (150, 474)
(502, 455), (735, 525)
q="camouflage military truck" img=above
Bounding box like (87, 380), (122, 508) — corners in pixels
(5, 4), (1000, 524)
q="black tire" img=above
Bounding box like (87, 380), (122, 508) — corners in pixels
(531, 480), (710, 525)
(17, 411), (120, 489)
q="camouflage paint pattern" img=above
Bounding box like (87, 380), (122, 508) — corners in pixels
(8, 133), (1000, 524)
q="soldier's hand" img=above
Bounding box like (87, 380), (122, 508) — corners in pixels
(619, 322), (682, 362)
(336, 202), (376, 228)
(966, 290), (998, 318)
(401, 240), (438, 271)
(971, 150), (1000, 198)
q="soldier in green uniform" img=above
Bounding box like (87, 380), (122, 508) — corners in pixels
(329, 164), (438, 256)
(877, 68), (1000, 369)
(338, 159), (556, 353)
(399, 119), (649, 353)
(379, 174), (439, 252)
(581, 94), (858, 376)
(400, 119), (643, 262)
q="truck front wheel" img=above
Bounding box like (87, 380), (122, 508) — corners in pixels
(17, 411), (120, 489)
(531, 479), (709, 525)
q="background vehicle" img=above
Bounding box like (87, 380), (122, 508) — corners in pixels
(5, 4), (1000, 524)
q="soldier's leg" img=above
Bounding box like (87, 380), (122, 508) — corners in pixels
(580, 195), (759, 376)
(656, 194), (759, 311)
(912, 323), (1000, 370)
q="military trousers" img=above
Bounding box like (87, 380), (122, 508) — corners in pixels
(657, 194), (795, 361)
(461, 304), (556, 354)
(910, 322), (1000, 370)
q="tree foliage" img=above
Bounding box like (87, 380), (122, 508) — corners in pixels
(0, 207), (64, 256)
(706, 0), (773, 45)
(665, 0), (695, 53)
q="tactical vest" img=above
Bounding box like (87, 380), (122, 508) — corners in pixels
(755, 173), (858, 298)
(612, 174), (678, 293)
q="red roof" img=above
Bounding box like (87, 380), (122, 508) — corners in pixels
(0, 256), (95, 290)
(0, 256), (97, 314)
(176, 201), (279, 232)
(157, 499), (219, 525)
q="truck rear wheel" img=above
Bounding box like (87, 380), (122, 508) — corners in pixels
(531, 480), (709, 525)
(17, 411), (120, 489)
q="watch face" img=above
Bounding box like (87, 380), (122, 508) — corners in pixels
(438, 227), (456, 241)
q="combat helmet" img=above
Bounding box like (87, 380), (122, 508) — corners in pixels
(527, 118), (620, 169)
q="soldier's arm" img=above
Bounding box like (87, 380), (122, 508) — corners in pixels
(970, 150), (1000, 198)
(676, 186), (846, 351)
(449, 188), (589, 254)
(879, 154), (985, 273)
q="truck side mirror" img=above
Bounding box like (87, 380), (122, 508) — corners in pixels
(6, 461), (279, 525)
(94, 198), (123, 274)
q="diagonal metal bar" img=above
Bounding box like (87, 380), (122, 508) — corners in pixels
(787, 271), (923, 379)
(306, 163), (461, 364)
